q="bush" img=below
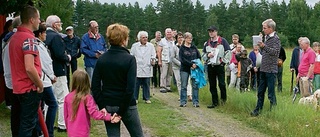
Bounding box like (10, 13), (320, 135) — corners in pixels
(277, 32), (290, 47)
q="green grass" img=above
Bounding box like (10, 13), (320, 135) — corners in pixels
(138, 98), (212, 136)
(196, 48), (320, 137)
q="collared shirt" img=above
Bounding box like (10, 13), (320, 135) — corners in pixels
(9, 26), (41, 94)
(159, 38), (175, 63)
(130, 42), (156, 77)
(298, 47), (316, 79)
(260, 32), (280, 73)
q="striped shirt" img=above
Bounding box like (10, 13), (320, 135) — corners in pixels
(260, 32), (281, 73)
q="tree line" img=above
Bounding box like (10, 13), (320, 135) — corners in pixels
(3, 0), (319, 48)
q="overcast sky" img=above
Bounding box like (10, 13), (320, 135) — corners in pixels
(99, 0), (319, 8)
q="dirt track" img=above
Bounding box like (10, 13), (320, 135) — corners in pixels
(149, 88), (267, 137)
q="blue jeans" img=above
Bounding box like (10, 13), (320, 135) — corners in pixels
(17, 90), (42, 137)
(180, 71), (199, 105)
(104, 106), (143, 137)
(42, 87), (58, 137)
(134, 78), (150, 100)
(85, 67), (94, 81)
(255, 72), (277, 111)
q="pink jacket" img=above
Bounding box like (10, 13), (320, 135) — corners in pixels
(64, 91), (111, 137)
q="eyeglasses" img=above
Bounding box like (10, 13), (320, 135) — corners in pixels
(92, 26), (99, 29)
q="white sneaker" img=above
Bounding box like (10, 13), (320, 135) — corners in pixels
(145, 100), (151, 104)
(6, 105), (12, 110)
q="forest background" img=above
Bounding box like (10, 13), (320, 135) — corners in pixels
(2, 0), (319, 48)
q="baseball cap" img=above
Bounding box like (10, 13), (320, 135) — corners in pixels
(207, 25), (218, 31)
(65, 26), (73, 31)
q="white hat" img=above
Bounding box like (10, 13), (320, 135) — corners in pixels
(65, 26), (73, 30)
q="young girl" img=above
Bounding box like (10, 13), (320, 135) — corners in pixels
(64, 69), (112, 137)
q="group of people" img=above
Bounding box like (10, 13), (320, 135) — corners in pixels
(1, 4), (320, 137)
(0, 5), (142, 137)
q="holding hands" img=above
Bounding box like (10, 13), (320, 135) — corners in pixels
(111, 113), (122, 123)
(100, 109), (121, 123)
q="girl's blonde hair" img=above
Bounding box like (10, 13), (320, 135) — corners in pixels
(70, 69), (91, 120)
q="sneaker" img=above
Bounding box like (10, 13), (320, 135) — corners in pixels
(6, 105), (12, 110)
(193, 104), (200, 107)
(57, 128), (67, 132)
(188, 95), (192, 102)
(207, 104), (217, 109)
(165, 87), (172, 92)
(145, 100), (151, 104)
(179, 104), (186, 107)
(160, 88), (167, 93)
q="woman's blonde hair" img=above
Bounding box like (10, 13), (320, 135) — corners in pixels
(106, 23), (130, 46)
(70, 69), (91, 120)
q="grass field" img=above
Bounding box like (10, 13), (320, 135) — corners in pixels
(1, 48), (319, 137)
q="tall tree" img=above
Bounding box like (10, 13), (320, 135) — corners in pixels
(38, 0), (74, 28)
(307, 2), (320, 42)
(284, 0), (310, 45)
(144, 3), (160, 38)
(192, 0), (207, 47)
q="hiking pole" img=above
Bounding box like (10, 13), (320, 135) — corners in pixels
(255, 72), (258, 90)
(290, 70), (294, 95)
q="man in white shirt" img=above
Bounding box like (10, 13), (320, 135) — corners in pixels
(131, 31), (156, 103)
(157, 28), (175, 93)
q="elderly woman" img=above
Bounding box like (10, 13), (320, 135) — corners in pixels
(179, 32), (201, 107)
(249, 45), (262, 90)
(130, 31), (156, 104)
(34, 24), (58, 137)
(92, 23), (143, 136)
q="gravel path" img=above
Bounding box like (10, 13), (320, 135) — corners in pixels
(149, 88), (268, 137)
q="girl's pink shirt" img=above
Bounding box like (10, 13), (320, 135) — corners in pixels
(64, 91), (111, 137)
(230, 51), (239, 64)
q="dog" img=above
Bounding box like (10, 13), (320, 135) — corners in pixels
(298, 89), (320, 110)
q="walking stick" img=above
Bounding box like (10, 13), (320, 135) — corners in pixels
(255, 72), (258, 90)
(38, 101), (49, 137)
(290, 70), (294, 95)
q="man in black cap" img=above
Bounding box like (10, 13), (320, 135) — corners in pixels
(202, 25), (231, 108)
(63, 26), (81, 88)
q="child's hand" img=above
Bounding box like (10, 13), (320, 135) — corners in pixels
(111, 113), (121, 123)
(100, 108), (108, 116)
